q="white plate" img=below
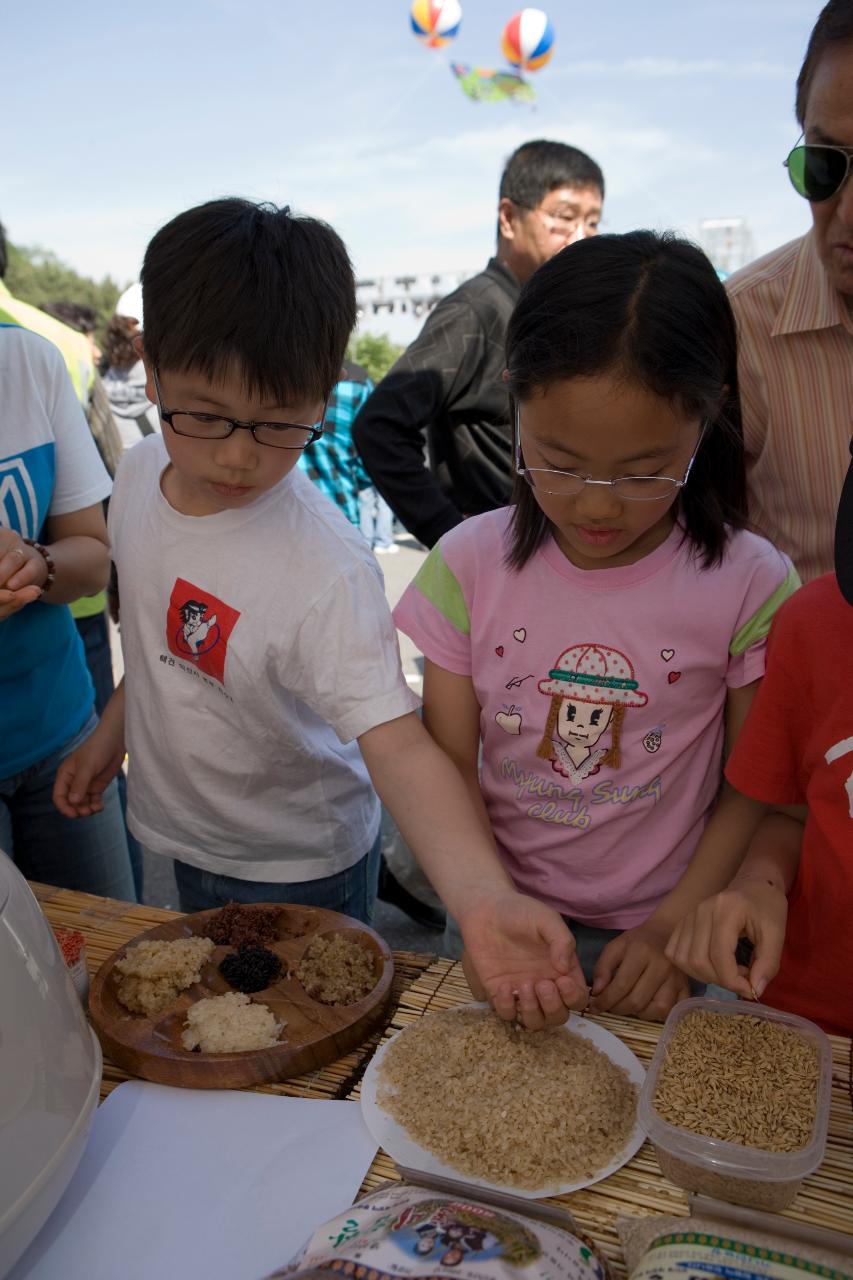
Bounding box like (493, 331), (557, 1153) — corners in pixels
(360, 1003), (646, 1200)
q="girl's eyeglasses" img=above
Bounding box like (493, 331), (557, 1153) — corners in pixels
(514, 410), (706, 501)
(785, 141), (853, 203)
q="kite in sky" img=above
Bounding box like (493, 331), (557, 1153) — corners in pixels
(450, 64), (536, 104)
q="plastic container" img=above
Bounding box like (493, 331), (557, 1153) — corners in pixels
(0, 860), (101, 1277)
(638, 997), (832, 1211)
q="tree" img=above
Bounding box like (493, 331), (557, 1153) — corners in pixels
(348, 331), (403, 383)
(5, 242), (123, 340)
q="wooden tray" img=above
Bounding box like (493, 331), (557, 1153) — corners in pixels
(88, 904), (394, 1090)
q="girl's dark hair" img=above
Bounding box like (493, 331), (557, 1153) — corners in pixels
(505, 229), (747, 570)
(141, 197), (356, 404)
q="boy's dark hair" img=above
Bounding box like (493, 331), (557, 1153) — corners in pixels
(141, 198), (356, 404)
(796, 0), (853, 127)
(0, 220), (7, 279)
(506, 229), (747, 571)
(41, 301), (98, 334)
(499, 140), (605, 208)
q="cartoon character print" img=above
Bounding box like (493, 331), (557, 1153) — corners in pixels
(166, 576), (241, 686)
(390, 1200), (538, 1269)
(537, 643), (648, 784)
(178, 600), (219, 656)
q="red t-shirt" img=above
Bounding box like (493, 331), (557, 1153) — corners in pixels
(726, 574), (853, 1036)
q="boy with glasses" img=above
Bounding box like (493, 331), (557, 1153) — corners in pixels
(726, 0), (853, 584)
(51, 199), (591, 1029)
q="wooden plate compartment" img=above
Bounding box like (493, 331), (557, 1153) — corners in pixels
(88, 904), (394, 1089)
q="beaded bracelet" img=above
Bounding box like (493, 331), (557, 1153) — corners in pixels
(22, 538), (56, 593)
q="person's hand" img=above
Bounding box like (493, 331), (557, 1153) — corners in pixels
(589, 922), (689, 1020)
(0, 529), (47, 619)
(53, 727), (125, 818)
(665, 878), (787, 1001)
(458, 890), (589, 1030)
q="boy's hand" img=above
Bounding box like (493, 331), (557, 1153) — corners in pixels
(589, 923), (689, 1021)
(458, 891), (589, 1030)
(665, 879), (788, 1001)
(54, 728), (125, 818)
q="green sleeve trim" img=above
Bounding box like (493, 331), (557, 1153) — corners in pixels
(412, 544), (471, 636)
(730, 564), (801, 656)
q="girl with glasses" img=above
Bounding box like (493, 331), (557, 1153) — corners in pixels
(394, 230), (800, 1026)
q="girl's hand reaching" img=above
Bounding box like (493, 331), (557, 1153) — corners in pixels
(458, 890), (589, 1030)
(589, 923), (689, 1021)
(665, 878), (788, 1001)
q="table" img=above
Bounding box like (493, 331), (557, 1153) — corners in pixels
(34, 883), (853, 1278)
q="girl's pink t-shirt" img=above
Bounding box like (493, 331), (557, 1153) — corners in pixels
(394, 512), (797, 928)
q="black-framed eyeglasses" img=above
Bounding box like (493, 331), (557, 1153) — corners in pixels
(152, 368), (327, 450)
(514, 405), (706, 501)
(514, 201), (602, 241)
(785, 140), (853, 203)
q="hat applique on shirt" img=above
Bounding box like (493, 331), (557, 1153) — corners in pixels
(537, 642), (649, 780)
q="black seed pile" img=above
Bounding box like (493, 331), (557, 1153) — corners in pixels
(219, 945), (282, 993)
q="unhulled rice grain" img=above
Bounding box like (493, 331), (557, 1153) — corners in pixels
(377, 1007), (637, 1189)
(653, 1011), (818, 1152)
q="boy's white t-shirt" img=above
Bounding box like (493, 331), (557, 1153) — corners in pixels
(110, 434), (419, 881)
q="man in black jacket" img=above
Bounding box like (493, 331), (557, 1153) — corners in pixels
(353, 140), (605, 548)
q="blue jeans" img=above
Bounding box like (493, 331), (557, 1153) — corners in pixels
(442, 913), (618, 978)
(0, 711), (136, 901)
(443, 913), (704, 995)
(358, 487), (394, 550)
(171, 832), (382, 924)
(76, 609), (144, 899)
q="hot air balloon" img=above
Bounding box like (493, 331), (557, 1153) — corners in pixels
(501, 8), (554, 74)
(410, 0), (463, 50)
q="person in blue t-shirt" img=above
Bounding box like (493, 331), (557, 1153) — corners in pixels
(0, 324), (135, 900)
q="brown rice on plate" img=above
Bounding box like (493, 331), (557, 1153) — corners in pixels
(377, 1007), (637, 1189)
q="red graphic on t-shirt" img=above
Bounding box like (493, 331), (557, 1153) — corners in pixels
(166, 577), (241, 685)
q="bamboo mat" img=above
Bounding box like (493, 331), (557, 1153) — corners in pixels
(32, 882), (436, 1102)
(349, 960), (853, 1279)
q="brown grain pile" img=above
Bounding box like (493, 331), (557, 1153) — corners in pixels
(377, 1007), (637, 1189)
(115, 936), (214, 1016)
(296, 933), (376, 1005)
(653, 1011), (818, 1151)
(204, 903), (281, 947)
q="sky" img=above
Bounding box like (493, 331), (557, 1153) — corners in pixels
(4, 0), (821, 343)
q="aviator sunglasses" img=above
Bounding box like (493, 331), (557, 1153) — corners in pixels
(785, 140), (853, 203)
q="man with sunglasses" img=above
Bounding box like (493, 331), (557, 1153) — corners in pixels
(726, 0), (853, 583)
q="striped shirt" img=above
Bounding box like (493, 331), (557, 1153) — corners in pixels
(727, 230), (853, 582)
